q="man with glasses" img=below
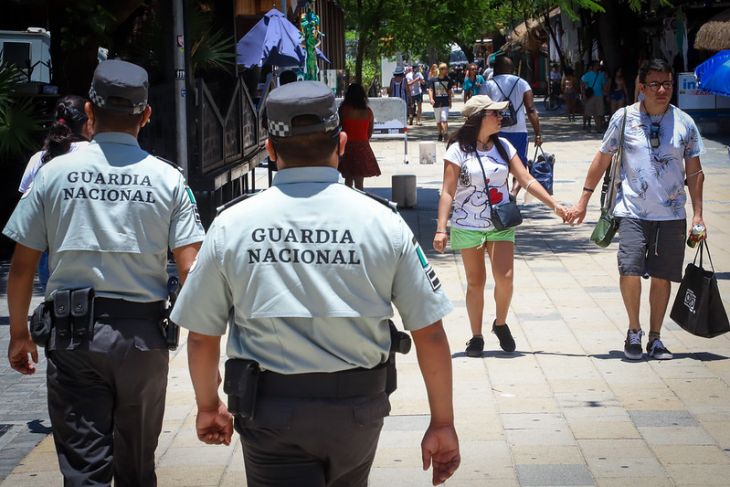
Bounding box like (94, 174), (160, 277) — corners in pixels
(568, 58), (706, 361)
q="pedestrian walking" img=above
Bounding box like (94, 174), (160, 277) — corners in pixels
(388, 65), (410, 105)
(608, 67), (629, 115)
(561, 66), (579, 121)
(568, 58), (706, 361)
(581, 61), (608, 132)
(406, 64), (426, 125)
(433, 95), (569, 357)
(482, 55), (542, 198)
(428, 63), (454, 142)
(428, 63), (439, 81)
(3, 60), (205, 485)
(18, 95), (92, 290)
(338, 82), (380, 190)
(172, 81), (460, 487)
(463, 64), (485, 103)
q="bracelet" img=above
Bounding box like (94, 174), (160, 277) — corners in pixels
(525, 180), (538, 191)
(582, 187), (594, 193)
(535, 134), (542, 138)
(435, 231), (448, 235)
(687, 169), (703, 178)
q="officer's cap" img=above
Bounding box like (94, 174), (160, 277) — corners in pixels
(89, 60), (149, 115)
(266, 81), (339, 138)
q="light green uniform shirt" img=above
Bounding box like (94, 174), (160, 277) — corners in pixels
(171, 166), (452, 374)
(3, 132), (205, 302)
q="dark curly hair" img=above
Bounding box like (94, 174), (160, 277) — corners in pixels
(42, 95), (89, 163)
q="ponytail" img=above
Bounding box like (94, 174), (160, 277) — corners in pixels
(41, 95), (88, 164)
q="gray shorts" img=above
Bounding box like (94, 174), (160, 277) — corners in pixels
(617, 217), (686, 282)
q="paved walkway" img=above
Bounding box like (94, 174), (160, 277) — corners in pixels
(2, 100), (730, 486)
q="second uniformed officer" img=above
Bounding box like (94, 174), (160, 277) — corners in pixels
(171, 81), (460, 486)
(4, 60), (205, 486)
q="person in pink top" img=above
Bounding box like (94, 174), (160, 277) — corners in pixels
(337, 83), (381, 189)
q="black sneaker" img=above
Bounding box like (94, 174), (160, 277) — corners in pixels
(624, 329), (644, 360)
(647, 338), (673, 360)
(465, 336), (484, 357)
(492, 322), (516, 352)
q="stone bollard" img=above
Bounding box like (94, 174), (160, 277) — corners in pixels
(391, 174), (417, 208)
(419, 141), (436, 165)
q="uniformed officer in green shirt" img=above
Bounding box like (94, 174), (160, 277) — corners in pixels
(4, 60), (205, 486)
(171, 81), (461, 486)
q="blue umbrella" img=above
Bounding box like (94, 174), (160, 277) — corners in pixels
(695, 50), (730, 98)
(236, 9), (305, 68)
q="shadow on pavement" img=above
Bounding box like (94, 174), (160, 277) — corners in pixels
(452, 350), (527, 359)
(451, 349), (730, 362)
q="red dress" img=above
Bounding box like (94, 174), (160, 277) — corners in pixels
(339, 114), (381, 179)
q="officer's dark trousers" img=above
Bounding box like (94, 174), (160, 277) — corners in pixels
(46, 313), (169, 487)
(237, 392), (391, 487)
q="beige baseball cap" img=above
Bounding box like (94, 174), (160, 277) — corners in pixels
(462, 95), (509, 118)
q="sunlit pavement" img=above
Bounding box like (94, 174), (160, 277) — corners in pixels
(2, 99), (730, 486)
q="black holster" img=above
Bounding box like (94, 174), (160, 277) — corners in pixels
(160, 276), (181, 350)
(30, 302), (52, 347)
(386, 320), (412, 395)
(224, 359), (260, 420)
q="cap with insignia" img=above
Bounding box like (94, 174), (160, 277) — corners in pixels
(88, 60), (149, 115)
(265, 81), (339, 138)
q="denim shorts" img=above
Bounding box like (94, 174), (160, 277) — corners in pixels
(617, 217), (686, 282)
(450, 227), (516, 250)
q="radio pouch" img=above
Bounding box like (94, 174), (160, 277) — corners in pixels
(224, 359), (260, 420)
(30, 302), (52, 347)
(53, 290), (71, 338)
(70, 288), (95, 339)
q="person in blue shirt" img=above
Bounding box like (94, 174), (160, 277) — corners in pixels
(581, 61), (608, 132)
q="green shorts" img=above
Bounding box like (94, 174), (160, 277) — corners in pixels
(450, 227), (516, 250)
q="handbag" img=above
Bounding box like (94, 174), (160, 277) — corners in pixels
(528, 146), (555, 195)
(590, 107), (627, 247)
(474, 141), (523, 230)
(670, 241), (730, 338)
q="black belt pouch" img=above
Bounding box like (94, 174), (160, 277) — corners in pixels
(70, 288), (95, 339)
(53, 290), (71, 338)
(30, 302), (52, 347)
(223, 359), (260, 420)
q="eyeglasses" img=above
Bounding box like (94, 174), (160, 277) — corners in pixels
(643, 81), (673, 91)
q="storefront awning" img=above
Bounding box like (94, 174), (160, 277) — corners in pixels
(695, 9), (730, 51)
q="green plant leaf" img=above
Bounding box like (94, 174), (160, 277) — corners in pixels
(0, 97), (43, 159)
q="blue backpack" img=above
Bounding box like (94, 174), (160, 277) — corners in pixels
(528, 146), (555, 195)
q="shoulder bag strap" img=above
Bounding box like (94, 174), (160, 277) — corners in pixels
(474, 141), (510, 212)
(603, 107), (628, 212)
(473, 151), (495, 211)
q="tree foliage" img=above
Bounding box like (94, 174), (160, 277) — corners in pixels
(341, 0), (669, 83)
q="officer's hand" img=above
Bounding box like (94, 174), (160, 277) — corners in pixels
(433, 233), (448, 254)
(421, 423), (460, 485)
(8, 334), (38, 375)
(196, 399), (233, 446)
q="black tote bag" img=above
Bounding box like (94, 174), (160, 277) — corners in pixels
(670, 241), (730, 338)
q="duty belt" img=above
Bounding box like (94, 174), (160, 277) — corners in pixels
(258, 364), (388, 399)
(94, 298), (165, 320)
